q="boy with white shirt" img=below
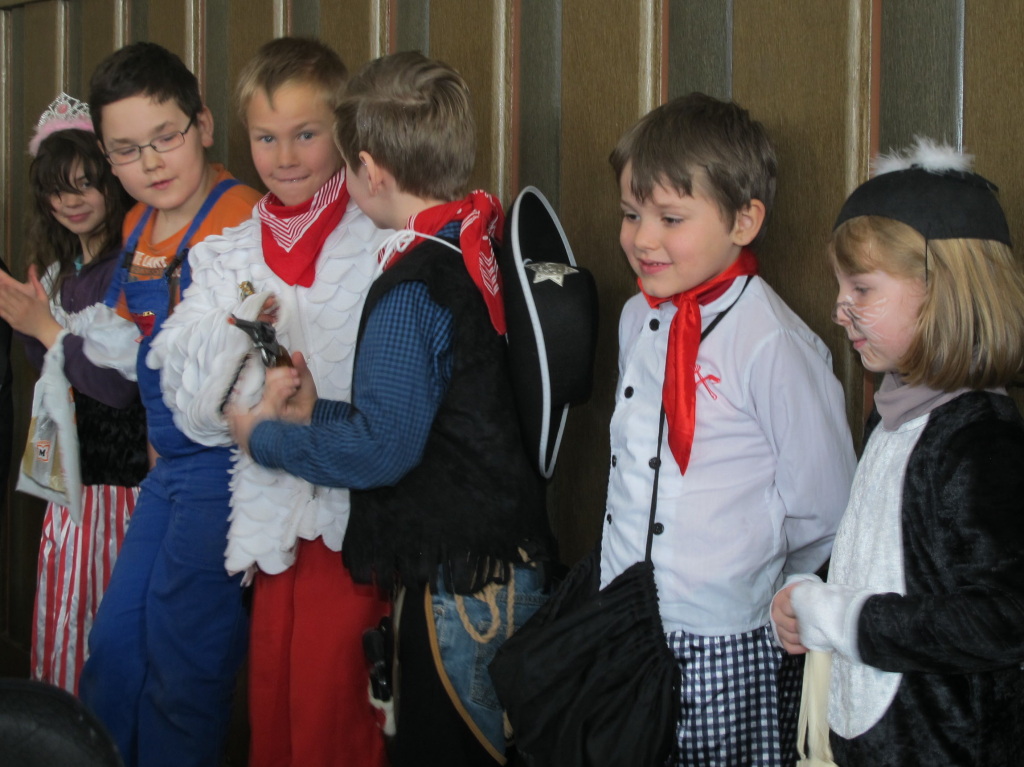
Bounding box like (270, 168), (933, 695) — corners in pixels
(603, 92), (856, 765)
(149, 37), (390, 767)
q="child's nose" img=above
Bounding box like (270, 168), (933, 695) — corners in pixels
(634, 219), (659, 251)
(831, 299), (853, 326)
(277, 142), (297, 166)
(140, 145), (164, 170)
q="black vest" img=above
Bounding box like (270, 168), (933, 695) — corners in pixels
(344, 237), (554, 594)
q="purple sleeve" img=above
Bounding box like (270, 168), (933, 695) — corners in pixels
(22, 253), (140, 408)
(19, 331), (45, 371)
(60, 332), (139, 408)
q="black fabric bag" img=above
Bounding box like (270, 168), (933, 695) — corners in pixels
(489, 279), (752, 767)
(489, 544), (680, 767)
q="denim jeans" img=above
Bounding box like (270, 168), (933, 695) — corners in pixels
(430, 563), (548, 756)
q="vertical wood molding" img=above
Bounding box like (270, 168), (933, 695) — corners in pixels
(845, 0), (874, 193)
(55, 0), (67, 88)
(273, 0), (286, 37)
(492, 0), (513, 201)
(114, 0), (126, 47)
(370, 0), (388, 58)
(638, 0), (661, 113)
(0, 9), (9, 262)
(188, 0), (204, 98)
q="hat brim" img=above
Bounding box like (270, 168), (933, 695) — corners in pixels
(501, 186), (598, 479)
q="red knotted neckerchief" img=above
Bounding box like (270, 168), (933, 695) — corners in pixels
(383, 190), (506, 334)
(641, 248), (758, 473)
(258, 168), (350, 287)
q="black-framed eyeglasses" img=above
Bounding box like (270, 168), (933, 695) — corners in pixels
(105, 116), (195, 166)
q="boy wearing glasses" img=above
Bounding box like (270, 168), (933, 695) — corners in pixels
(77, 42), (261, 767)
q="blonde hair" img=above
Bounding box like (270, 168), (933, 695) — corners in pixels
(830, 215), (1024, 390)
(335, 51), (474, 202)
(235, 37), (347, 125)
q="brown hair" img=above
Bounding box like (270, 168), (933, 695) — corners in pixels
(236, 37), (348, 125)
(335, 51), (474, 202)
(609, 92), (777, 249)
(830, 215), (1024, 389)
(29, 128), (132, 298)
(89, 42), (203, 140)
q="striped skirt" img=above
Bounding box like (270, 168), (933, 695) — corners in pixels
(31, 484), (138, 694)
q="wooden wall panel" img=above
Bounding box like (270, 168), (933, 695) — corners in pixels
(136, 0), (188, 65)
(880, 0), (963, 153)
(667, 0), (731, 100)
(964, 1), (1024, 412)
(553, 0), (661, 563)
(515, 0), (561, 202)
(76, 0), (125, 99)
(313, 0), (386, 70)
(2, 0), (63, 671)
(394, 0), (429, 56)
(964, 1), (1024, 253)
(218, 0), (279, 191)
(430, 0), (513, 200)
(733, 0), (873, 440)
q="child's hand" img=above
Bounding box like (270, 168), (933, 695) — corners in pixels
(257, 295), (278, 324)
(266, 352), (318, 423)
(771, 583), (809, 655)
(225, 351), (318, 454)
(0, 265), (62, 346)
(225, 405), (261, 455)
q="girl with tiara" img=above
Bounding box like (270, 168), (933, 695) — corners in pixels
(772, 139), (1024, 765)
(0, 94), (146, 694)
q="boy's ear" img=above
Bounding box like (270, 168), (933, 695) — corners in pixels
(196, 106), (215, 149)
(359, 151), (385, 195)
(731, 199), (766, 247)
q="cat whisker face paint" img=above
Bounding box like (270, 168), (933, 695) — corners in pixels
(832, 270), (925, 374)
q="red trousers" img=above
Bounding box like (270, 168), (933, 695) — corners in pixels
(248, 538), (390, 767)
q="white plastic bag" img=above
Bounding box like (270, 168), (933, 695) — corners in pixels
(16, 332), (82, 521)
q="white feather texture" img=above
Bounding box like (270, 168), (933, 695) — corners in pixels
(872, 137), (973, 177)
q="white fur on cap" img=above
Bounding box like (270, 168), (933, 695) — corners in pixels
(872, 136), (973, 177)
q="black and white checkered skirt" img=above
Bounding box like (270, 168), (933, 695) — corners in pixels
(666, 625), (802, 766)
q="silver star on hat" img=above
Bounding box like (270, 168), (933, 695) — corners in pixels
(525, 261), (578, 286)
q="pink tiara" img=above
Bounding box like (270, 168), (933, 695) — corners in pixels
(28, 92), (94, 157)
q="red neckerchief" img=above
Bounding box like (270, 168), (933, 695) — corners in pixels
(384, 190), (506, 334)
(641, 248), (758, 473)
(258, 169), (350, 287)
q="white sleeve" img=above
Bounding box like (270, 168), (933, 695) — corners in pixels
(791, 579), (874, 661)
(147, 234), (266, 447)
(748, 328), (857, 578)
(80, 304), (141, 381)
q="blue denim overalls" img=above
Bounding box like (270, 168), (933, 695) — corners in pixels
(79, 180), (251, 767)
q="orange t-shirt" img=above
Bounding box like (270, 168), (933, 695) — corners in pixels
(114, 165), (263, 319)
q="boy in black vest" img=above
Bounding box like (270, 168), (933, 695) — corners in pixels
(228, 51), (554, 766)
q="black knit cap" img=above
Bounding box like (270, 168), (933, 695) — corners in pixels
(834, 165), (1011, 246)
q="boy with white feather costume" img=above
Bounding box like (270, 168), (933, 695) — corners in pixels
(148, 38), (392, 767)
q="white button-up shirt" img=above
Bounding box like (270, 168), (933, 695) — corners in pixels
(601, 276), (856, 636)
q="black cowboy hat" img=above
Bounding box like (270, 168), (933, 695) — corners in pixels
(501, 186), (598, 479)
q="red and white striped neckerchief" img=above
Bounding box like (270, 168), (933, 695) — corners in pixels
(258, 168), (350, 287)
(379, 190), (506, 334)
